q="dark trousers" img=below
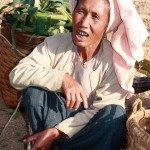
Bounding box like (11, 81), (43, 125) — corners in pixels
(22, 86), (127, 150)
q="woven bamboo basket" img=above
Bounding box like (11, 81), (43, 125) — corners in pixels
(126, 98), (150, 150)
(0, 23), (46, 108)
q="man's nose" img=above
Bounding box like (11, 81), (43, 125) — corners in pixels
(80, 16), (90, 27)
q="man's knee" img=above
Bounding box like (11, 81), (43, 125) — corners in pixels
(112, 105), (126, 126)
(103, 104), (126, 119)
(104, 105), (127, 141)
(22, 87), (66, 109)
(111, 105), (126, 120)
(22, 86), (48, 107)
(98, 105), (126, 129)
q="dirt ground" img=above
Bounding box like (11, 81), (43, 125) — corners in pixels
(0, 92), (28, 150)
(0, 1), (28, 150)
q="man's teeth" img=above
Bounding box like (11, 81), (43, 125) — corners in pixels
(77, 30), (88, 36)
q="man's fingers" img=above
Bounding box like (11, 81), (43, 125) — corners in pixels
(65, 90), (71, 108)
(65, 88), (87, 110)
(73, 93), (81, 110)
(69, 92), (76, 109)
(80, 92), (88, 109)
(24, 134), (37, 143)
(62, 74), (88, 110)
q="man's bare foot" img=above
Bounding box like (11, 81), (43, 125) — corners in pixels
(24, 128), (66, 150)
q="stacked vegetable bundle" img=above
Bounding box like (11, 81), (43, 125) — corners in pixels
(0, 0), (72, 36)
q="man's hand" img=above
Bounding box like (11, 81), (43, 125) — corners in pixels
(24, 128), (64, 150)
(62, 73), (88, 110)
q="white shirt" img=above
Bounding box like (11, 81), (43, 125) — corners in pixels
(73, 45), (103, 106)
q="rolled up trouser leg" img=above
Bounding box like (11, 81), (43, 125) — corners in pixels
(22, 86), (74, 133)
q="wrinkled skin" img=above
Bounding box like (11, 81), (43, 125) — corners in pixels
(62, 73), (88, 110)
(24, 128), (65, 150)
(63, 0), (110, 111)
(24, 0), (110, 150)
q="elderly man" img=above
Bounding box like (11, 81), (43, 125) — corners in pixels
(9, 0), (147, 149)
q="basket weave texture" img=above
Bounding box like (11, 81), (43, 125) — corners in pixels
(126, 98), (150, 150)
(0, 23), (46, 107)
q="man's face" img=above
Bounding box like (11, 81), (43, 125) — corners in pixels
(72, 0), (109, 48)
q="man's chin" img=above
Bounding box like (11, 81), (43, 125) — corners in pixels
(73, 40), (87, 48)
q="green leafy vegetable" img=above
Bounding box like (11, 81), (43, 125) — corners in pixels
(0, 0), (73, 56)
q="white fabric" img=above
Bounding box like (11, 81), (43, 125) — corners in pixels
(69, 0), (148, 97)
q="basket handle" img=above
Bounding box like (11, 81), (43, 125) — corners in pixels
(126, 98), (145, 127)
(0, 3), (24, 25)
(132, 98), (143, 114)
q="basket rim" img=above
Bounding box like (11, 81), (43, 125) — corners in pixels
(1, 22), (47, 38)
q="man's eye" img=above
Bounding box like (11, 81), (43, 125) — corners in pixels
(78, 10), (84, 14)
(93, 15), (99, 19)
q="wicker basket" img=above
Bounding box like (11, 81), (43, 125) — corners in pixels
(126, 98), (150, 150)
(0, 23), (46, 108)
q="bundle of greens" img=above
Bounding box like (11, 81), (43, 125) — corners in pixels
(0, 0), (72, 36)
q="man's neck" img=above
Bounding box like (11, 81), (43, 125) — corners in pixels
(77, 43), (101, 63)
